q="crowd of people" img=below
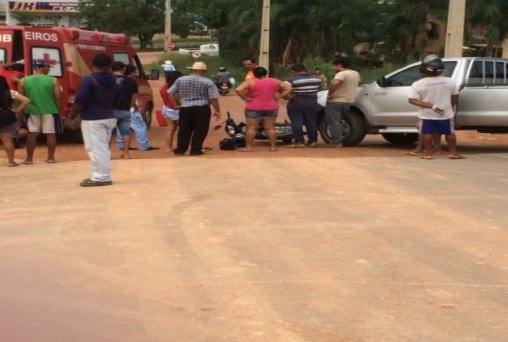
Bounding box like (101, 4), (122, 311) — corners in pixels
(0, 52), (463, 186)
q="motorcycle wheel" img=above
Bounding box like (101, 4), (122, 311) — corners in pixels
(281, 137), (293, 144)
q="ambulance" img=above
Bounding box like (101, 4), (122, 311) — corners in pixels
(0, 25), (156, 128)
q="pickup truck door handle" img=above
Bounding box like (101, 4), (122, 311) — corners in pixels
(374, 91), (387, 96)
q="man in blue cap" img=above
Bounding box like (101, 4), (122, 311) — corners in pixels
(18, 59), (61, 164)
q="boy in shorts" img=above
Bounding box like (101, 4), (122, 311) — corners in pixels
(408, 55), (464, 160)
(18, 59), (61, 164)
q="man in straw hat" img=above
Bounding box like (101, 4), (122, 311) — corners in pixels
(161, 60), (175, 79)
(168, 61), (221, 156)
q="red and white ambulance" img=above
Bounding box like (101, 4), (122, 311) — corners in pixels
(0, 25), (155, 127)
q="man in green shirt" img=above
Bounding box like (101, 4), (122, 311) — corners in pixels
(18, 59), (61, 164)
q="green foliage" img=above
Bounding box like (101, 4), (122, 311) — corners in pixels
(144, 53), (246, 84)
(79, 0), (164, 49)
(376, 0), (449, 63)
(142, 52), (393, 87)
(81, 0), (508, 69)
(468, 0), (508, 49)
(358, 65), (394, 84)
(11, 12), (44, 25)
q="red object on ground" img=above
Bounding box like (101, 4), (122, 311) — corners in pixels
(156, 109), (167, 127)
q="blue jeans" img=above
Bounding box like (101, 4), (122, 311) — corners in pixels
(113, 110), (131, 136)
(287, 103), (319, 143)
(325, 102), (350, 144)
(116, 110), (151, 150)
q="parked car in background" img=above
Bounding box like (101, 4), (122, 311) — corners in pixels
(179, 44), (219, 57)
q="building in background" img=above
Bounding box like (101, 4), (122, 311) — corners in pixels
(0, 0), (82, 27)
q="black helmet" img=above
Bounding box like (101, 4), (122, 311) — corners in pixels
(422, 54), (444, 72)
(218, 66), (227, 72)
(219, 138), (236, 150)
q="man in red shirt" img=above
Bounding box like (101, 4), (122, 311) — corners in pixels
(0, 61), (25, 90)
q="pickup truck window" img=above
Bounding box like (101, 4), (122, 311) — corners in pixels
(387, 65), (420, 87)
(486, 61), (494, 84)
(386, 61), (457, 87)
(496, 62), (505, 84)
(467, 60), (508, 85)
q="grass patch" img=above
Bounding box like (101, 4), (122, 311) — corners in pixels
(143, 51), (397, 86)
(143, 53), (246, 84)
(359, 65), (393, 84)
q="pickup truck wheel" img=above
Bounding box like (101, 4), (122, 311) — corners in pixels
(381, 133), (418, 145)
(318, 111), (366, 147)
(142, 103), (153, 129)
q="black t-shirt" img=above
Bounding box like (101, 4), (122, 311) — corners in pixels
(114, 75), (138, 110)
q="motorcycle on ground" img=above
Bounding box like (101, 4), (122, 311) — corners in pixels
(214, 112), (294, 149)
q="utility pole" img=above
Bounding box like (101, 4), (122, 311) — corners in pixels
(5, 0), (11, 25)
(259, 0), (270, 72)
(444, 0), (466, 57)
(164, 0), (172, 52)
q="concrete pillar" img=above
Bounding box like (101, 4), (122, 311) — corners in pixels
(444, 0), (466, 57)
(501, 39), (508, 58)
(164, 0), (172, 53)
(259, 0), (270, 72)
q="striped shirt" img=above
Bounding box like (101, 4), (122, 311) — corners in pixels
(168, 74), (219, 107)
(285, 72), (322, 106)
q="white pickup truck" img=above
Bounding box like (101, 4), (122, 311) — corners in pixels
(317, 57), (508, 146)
(178, 43), (219, 57)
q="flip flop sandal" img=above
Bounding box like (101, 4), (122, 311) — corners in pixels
(449, 154), (466, 159)
(420, 155), (433, 160)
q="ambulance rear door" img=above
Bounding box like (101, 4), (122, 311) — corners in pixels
(0, 28), (24, 64)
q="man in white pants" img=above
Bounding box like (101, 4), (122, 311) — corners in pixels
(65, 54), (120, 187)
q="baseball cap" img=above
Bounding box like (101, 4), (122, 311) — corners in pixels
(33, 59), (52, 68)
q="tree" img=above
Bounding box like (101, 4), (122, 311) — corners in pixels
(376, 0), (448, 63)
(467, 0), (508, 56)
(78, 0), (164, 49)
(214, 0), (384, 66)
(173, 0), (508, 68)
(11, 12), (44, 26)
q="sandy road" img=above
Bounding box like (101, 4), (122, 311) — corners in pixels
(1, 52), (508, 341)
(2, 151), (508, 341)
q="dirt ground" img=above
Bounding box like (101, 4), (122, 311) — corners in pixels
(2, 52), (508, 341)
(5, 51), (508, 164)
